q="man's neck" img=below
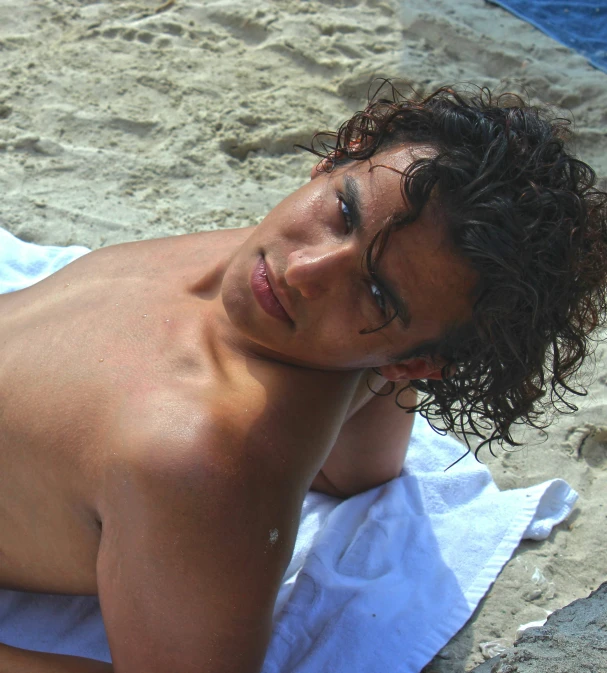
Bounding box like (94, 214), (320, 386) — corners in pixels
(189, 226), (385, 421)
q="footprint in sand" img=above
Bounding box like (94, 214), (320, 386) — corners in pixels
(569, 424), (607, 468)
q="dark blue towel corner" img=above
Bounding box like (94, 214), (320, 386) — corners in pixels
(488, 0), (607, 73)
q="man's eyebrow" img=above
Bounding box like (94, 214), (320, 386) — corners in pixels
(343, 175), (362, 230)
(343, 174), (412, 331)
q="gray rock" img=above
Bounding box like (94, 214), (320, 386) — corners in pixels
(467, 582), (607, 672)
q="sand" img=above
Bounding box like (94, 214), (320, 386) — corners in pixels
(1, 1), (606, 671)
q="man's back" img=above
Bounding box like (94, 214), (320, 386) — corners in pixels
(0, 228), (363, 599)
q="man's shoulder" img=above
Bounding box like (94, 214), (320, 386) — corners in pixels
(100, 359), (360, 508)
(109, 381), (254, 465)
(104, 378), (304, 493)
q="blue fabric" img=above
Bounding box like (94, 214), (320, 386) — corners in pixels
(488, 0), (607, 73)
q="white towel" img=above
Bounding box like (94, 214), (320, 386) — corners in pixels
(0, 229), (89, 294)
(0, 228), (578, 672)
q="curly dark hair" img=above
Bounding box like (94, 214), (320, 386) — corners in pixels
(303, 81), (607, 453)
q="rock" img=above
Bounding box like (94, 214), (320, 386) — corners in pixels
(467, 581), (607, 672)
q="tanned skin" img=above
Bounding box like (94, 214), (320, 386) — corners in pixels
(0, 147), (475, 672)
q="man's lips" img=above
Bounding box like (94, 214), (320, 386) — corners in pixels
(250, 257), (294, 324)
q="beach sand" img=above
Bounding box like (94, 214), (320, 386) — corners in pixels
(0, 1), (605, 670)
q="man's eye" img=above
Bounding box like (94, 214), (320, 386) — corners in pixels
(339, 197), (353, 233)
(369, 282), (387, 315)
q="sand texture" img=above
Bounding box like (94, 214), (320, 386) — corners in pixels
(0, 1), (606, 671)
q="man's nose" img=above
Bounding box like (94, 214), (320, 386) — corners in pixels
(284, 243), (353, 300)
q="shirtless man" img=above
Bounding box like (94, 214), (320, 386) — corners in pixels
(0, 85), (605, 673)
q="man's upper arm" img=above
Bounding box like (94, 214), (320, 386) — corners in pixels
(97, 414), (300, 673)
(313, 380), (416, 497)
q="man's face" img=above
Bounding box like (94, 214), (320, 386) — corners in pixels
(221, 145), (477, 375)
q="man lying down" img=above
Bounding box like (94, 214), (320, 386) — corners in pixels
(1, 84), (606, 673)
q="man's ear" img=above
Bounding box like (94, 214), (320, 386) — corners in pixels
(378, 358), (446, 382)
